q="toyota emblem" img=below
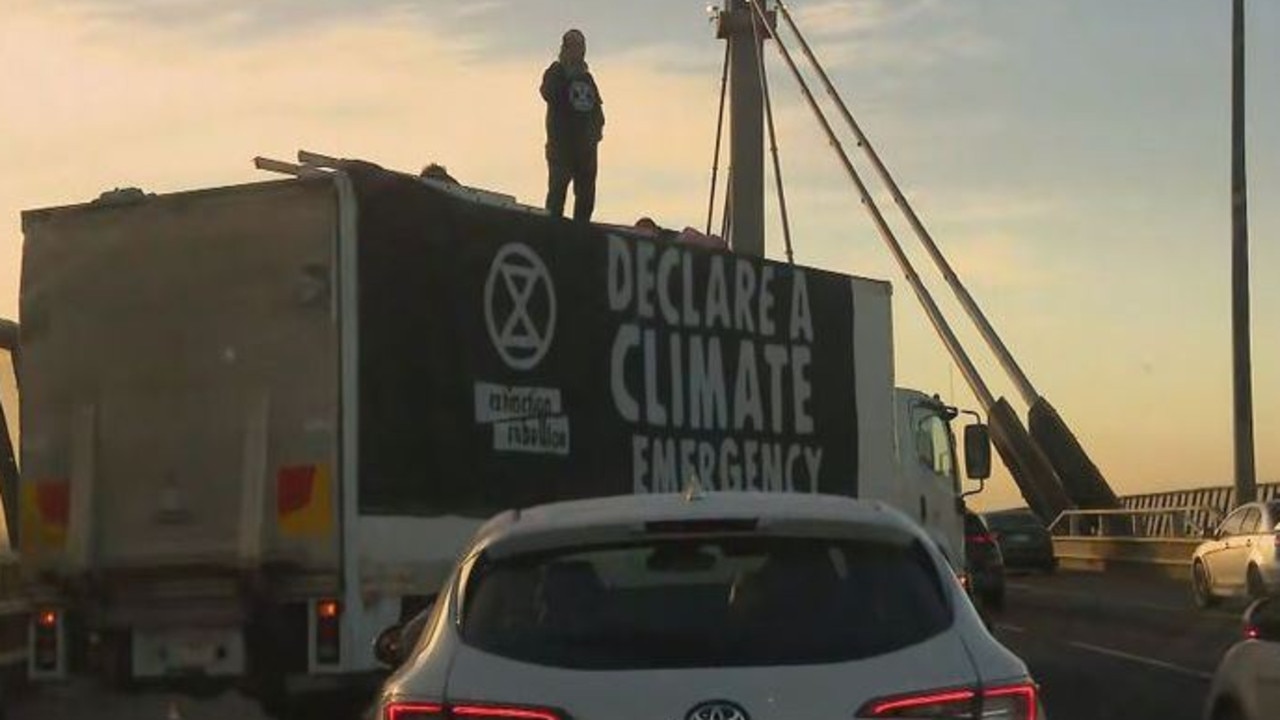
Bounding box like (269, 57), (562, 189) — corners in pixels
(685, 700), (750, 720)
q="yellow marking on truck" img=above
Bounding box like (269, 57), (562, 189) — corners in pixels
(277, 463), (334, 538)
(19, 481), (67, 552)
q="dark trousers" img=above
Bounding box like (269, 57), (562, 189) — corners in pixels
(546, 144), (598, 222)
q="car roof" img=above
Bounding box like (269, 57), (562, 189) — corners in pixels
(1228, 501), (1272, 515)
(468, 492), (925, 557)
(984, 509), (1039, 522)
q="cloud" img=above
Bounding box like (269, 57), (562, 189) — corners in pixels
(939, 233), (1056, 291)
(920, 187), (1063, 226)
(802, 27), (994, 72)
(453, 1), (510, 19)
(786, 0), (993, 71)
(0, 1), (728, 319)
(792, 0), (949, 38)
(44, 0), (434, 39)
(37, 0), (719, 63)
(793, 0), (900, 37)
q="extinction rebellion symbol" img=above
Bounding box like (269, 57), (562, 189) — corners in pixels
(484, 243), (557, 371)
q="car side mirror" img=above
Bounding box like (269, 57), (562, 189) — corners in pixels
(374, 601), (437, 668)
(374, 624), (407, 667)
(1244, 597), (1280, 642)
(964, 423), (991, 481)
(374, 624), (404, 667)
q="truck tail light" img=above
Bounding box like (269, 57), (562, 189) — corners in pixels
(315, 598), (341, 664)
(860, 682), (1038, 719)
(31, 608), (61, 672)
(384, 702), (561, 720)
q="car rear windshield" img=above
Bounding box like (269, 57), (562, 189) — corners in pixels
(1267, 502), (1280, 528)
(459, 535), (953, 670)
(986, 513), (1045, 532)
(964, 513), (988, 535)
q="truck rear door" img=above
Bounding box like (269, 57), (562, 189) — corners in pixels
(19, 179), (341, 578)
(0, 327), (24, 671)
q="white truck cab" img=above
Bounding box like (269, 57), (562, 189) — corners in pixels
(894, 388), (982, 568)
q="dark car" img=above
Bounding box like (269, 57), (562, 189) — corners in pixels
(965, 510), (1006, 611)
(986, 511), (1057, 573)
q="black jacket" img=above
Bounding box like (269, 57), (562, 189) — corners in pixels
(541, 61), (605, 153)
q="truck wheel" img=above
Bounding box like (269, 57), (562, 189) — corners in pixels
(250, 663), (294, 720)
(258, 692), (297, 720)
(260, 689), (364, 720)
(98, 631), (139, 693)
(1212, 699), (1243, 720)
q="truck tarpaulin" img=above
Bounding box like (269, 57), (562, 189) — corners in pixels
(349, 168), (862, 516)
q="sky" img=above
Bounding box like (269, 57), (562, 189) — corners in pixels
(0, 0), (1276, 511)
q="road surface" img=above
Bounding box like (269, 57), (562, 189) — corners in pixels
(994, 570), (1244, 720)
(7, 571), (1250, 720)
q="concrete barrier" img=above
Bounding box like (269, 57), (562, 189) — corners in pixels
(1049, 507), (1213, 581)
(1053, 537), (1200, 580)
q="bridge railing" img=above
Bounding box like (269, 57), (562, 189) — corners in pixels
(1049, 506), (1224, 539)
(1024, 483), (1280, 576)
(1047, 506), (1224, 575)
(1120, 482), (1280, 525)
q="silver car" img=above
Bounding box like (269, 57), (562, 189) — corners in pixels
(1193, 501), (1280, 608)
(370, 492), (1042, 720)
(1203, 596), (1280, 720)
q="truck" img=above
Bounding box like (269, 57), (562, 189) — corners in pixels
(0, 321), (26, 703)
(14, 159), (988, 713)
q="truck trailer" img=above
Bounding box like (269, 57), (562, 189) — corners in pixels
(15, 161), (987, 711)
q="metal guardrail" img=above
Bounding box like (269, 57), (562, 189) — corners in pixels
(1049, 506), (1224, 539)
(1048, 506), (1224, 576)
(1056, 482), (1280, 574)
(1121, 482), (1280, 521)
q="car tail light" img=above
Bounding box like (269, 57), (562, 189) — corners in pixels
(452, 705), (563, 720)
(383, 702), (561, 720)
(984, 684), (1039, 720)
(315, 598), (341, 664)
(967, 533), (994, 545)
(861, 682), (1038, 719)
(385, 702), (445, 720)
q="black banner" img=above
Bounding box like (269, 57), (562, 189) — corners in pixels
(350, 167), (859, 516)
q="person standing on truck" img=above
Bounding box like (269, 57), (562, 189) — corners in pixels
(541, 29), (605, 222)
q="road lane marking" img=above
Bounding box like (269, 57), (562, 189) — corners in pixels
(1067, 641), (1214, 681)
(1007, 582), (1239, 620)
(995, 623), (1025, 633)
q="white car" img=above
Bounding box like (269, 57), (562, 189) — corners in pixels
(1203, 596), (1280, 720)
(1192, 501), (1280, 607)
(370, 491), (1043, 720)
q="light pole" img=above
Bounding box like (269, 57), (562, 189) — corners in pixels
(1230, 0), (1256, 506)
(716, 0), (773, 257)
